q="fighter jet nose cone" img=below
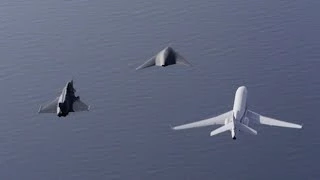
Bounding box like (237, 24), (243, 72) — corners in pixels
(67, 80), (74, 87)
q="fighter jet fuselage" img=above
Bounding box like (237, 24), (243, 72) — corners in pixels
(57, 81), (79, 117)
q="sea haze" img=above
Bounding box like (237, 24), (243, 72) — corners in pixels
(0, 0), (319, 179)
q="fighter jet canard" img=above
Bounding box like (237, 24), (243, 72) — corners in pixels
(172, 86), (302, 140)
(136, 46), (192, 70)
(38, 80), (90, 117)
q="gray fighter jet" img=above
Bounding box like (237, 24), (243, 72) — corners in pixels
(136, 46), (191, 70)
(38, 80), (90, 117)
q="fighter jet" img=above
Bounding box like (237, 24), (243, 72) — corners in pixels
(38, 80), (90, 117)
(136, 46), (191, 70)
(172, 86), (302, 139)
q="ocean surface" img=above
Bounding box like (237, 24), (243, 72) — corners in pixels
(0, 0), (319, 179)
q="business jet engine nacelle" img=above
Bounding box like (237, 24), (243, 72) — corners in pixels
(242, 117), (249, 126)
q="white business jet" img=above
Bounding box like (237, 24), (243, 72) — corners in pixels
(172, 86), (302, 139)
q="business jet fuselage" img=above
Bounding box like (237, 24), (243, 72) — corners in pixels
(229, 86), (248, 139)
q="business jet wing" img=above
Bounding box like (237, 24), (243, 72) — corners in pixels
(172, 110), (232, 130)
(175, 52), (192, 66)
(72, 99), (90, 112)
(136, 56), (156, 70)
(38, 97), (59, 113)
(246, 110), (302, 129)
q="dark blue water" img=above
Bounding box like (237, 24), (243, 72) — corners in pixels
(0, 0), (319, 179)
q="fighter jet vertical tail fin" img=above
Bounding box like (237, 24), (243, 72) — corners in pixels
(69, 79), (76, 92)
(136, 56), (156, 70)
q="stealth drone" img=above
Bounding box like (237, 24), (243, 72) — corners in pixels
(136, 46), (191, 70)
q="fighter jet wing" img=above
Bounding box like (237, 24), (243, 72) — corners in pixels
(175, 52), (192, 66)
(172, 110), (232, 130)
(136, 56), (156, 70)
(246, 110), (302, 129)
(72, 99), (90, 112)
(38, 97), (59, 113)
